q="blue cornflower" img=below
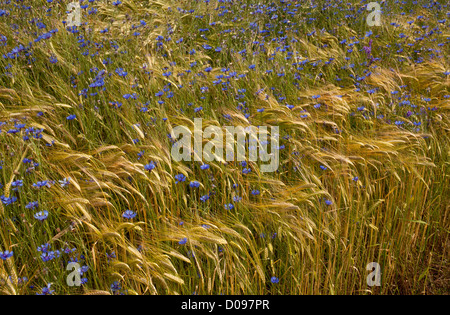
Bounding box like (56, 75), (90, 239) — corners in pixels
(200, 164), (210, 170)
(189, 181), (200, 188)
(110, 281), (121, 293)
(325, 199), (332, 206)
(115, 68), (128, 77)
(320, 165), (327, 171)
(25, 201), (39, 210)
(251, 189), (260, 195)
(123, 93), (138, 100)
(37, 283), (54, 295)
(122, 210), (137, 220)
(144, 162), (156, 171)
(224, 203), (234, 210)
(271, 277), (279, 284)
(66, 114), (76, 120)
(1, 195), (17, 206)
(79, 265), (89, 275)
(174, 174), (186, 184)
(37, 243), (51, 253)
(233, 196), (242, 202)
(40, 250), (60, 262)
(11, 179), (23, 191)
(32, 181), (50, 189)
(137, 150), (145, 160)
(34, 210), (49, 221)
(178, 237), (188, 245)
(106, 251), (116, 261)
(0, 250), (13, 260)
(63, 247), (76, 254)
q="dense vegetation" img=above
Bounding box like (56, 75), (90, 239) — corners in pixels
(0, 0), (448, 295)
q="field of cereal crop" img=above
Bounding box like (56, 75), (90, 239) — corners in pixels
(0, 0), (448, 295)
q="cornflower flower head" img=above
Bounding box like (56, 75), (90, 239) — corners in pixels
(34, 210), (49, 221)
(0, 250), (13, 260)
(37, 283), (54, 295)
(144, 162), (156, 171)
(178, 237), (188, 245)
(189, 181), (200, 188)
(122, 210), (137, 220)
(174, 174), (186, 184)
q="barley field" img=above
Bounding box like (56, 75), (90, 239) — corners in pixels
(0, 0), (449, 295)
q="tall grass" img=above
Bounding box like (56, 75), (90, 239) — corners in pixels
(0, 0), (448, 295)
